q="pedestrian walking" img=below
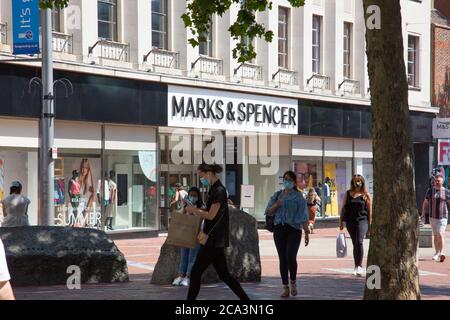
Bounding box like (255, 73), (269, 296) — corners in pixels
(421, 173), (448, 263)
(0, 239), (14, 300)
(265, 171), (310, 298)
(339, 174), (372, 277)
(0, 181), (31, 228)
(172, 187), (203, 287)
(184, 163), (249, 300)
(323, 178), (331, 217)
(306, 188), (321, 233)
(170, 183), (188, 211)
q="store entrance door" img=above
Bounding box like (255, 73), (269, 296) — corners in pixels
(159, 168), (200, 231)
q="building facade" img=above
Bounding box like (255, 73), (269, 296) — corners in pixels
(0, 0), (435, 232)
(432, 0), (450, 116)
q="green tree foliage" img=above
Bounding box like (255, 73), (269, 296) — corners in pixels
(183, 0), (305, 62)
(39, 0), (69, 9)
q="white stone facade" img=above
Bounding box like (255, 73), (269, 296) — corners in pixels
(0, 0), (434, 112)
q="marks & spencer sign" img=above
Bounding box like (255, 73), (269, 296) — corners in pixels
(168, 85), (298, 134)
(433, 118), (450, 139)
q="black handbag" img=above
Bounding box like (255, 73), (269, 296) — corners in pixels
(265, 191), (282, 232)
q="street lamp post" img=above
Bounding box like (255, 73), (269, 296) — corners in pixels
(39, 8), (55, 226)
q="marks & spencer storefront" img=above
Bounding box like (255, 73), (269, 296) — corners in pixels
(0, 63), (433, 231)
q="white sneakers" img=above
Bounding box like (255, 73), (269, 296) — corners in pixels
(172, 276), (190, 287)
(353, 266), (364, 277)
(172, 276), (184, 286)
(180, 278), (190, 287)
(433, 253), (447, 263)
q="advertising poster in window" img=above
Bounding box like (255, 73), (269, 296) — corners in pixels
(438, 140), (450, 166)
(293, 162), (318, 193)
(324, 163), (339, 216)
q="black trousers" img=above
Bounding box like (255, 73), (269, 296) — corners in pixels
(346, 220), (368, 268)
(187, 245), (250, 300)
(273, 224), (302, 285)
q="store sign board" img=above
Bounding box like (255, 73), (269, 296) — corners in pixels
(12, 0), (40, 55)
(438, 140), (450, 166)
(433, 118), (450, 139)
(168, 85), (298, 134)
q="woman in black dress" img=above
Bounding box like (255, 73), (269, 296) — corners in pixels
(184, 163), (249, 300)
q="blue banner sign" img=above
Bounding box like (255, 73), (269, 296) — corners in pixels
(12, 0), (40, 55)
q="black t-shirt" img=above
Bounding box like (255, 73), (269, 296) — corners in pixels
(203, 180), (229, 248)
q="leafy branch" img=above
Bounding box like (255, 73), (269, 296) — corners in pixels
(183, 0), (305, 63)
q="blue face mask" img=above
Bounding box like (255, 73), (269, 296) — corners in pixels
(283, 180), (295, 190)
(189, 196), (198, 204)
(200, 177), (210, 187)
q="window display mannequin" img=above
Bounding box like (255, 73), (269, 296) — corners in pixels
(0, 181), (30, 228)
(79, 159), (95, 226)
(105, 170), (117, 230)
(68, 170), (81, 226)
(97, 172), (110, 229)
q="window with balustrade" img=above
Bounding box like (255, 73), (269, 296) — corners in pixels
(98, 0), (118, 41)
(152, 0), (168, 50)
(343, 22), (352, 79)
(278, 7), (289, 69)
(52, 9), (62, 33)
(199, 20), (213, 57)
(312, 15), (322, 74)
(408, 35), (420, 88)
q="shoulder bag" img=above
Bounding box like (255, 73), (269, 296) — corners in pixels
(265, 190), (283, 233)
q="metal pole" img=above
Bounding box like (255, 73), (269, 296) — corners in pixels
(39, 8), (54, 226)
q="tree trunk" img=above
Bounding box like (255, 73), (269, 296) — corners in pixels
(362, 0), (421, 300)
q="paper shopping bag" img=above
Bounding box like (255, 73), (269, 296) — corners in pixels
(166, 213), (202, 249)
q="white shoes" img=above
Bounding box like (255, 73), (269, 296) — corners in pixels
(180, 278), (190, 287)
(353, 266), (364, 277)
(172, 277), (184, 286)
(356, 266), (364, 277)
(172, 276), (190, 286)
(432, 253), (441, 262)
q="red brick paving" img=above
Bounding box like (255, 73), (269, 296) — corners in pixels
(12, 228), (450, 300)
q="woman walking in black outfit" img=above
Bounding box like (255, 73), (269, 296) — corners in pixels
(339, 174), (372, 277)
(184, 163), (249, 300)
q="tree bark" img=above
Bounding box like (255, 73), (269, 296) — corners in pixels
(362, 0), (420, 300)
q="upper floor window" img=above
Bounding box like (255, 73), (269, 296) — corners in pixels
(152, 0), (168, 49)
(343, 22), (352, 79)
(52, 9), (62, 33)
(407, 35), (420, 88)
(278, 7), (289, 69)
(98, 0), (118, 41)
(199, 20), (213, 57)
(312, 15), (322, 74)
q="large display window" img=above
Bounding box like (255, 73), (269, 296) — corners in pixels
(53, 122), (158, 231)
(0, 149), (38, 226)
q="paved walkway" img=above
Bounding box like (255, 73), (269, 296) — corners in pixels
(13, 227), (450, 300)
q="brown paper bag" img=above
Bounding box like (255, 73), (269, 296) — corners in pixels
(166, 213), (201, 249)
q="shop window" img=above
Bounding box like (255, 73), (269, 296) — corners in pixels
(53, 149), (158, 231)
(324, 159), (353, 217)
(0, 150), (38, 226)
